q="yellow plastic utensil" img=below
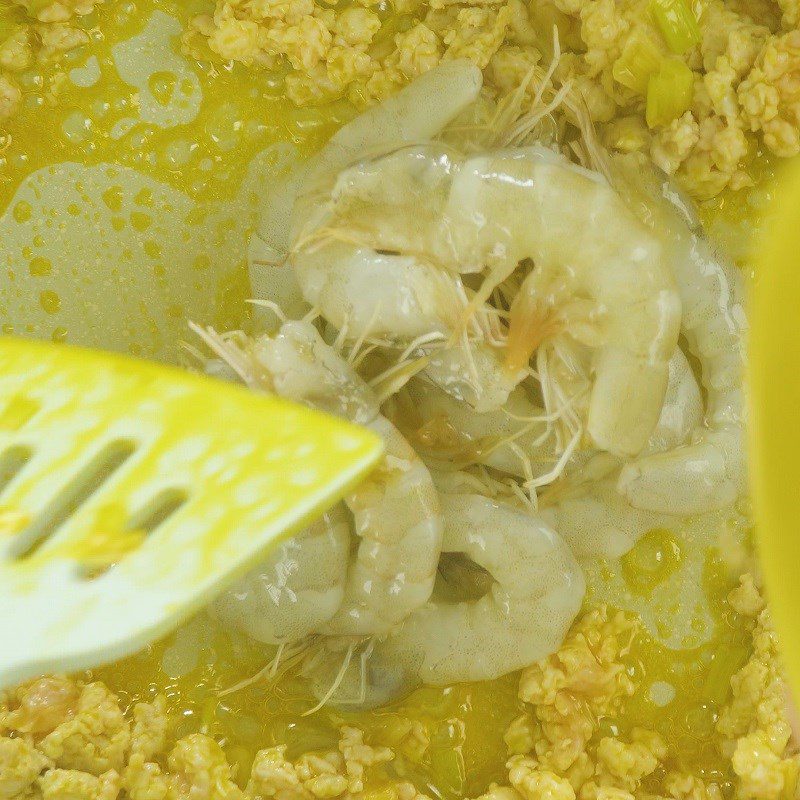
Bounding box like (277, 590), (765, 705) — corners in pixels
(0, 336), (382, 689)
(750, 158), (800, 699)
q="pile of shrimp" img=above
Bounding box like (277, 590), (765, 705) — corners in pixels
(191, 57), (747, 708)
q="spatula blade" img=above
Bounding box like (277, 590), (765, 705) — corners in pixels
(0, 337), (382, 688)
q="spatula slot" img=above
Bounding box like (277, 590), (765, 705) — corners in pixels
(75, 488), (189, 581)
(11, 439), (137, 560)
(129, 488), (188, 534)
(0, 396), (40, 432)
(0, 446), (32, 497)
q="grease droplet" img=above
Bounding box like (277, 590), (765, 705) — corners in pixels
(149, 71), (177, 106)
(130, 211), (152, 231)
(40, 290), (61, 314)
(102, 186), (124, 213)
(144, 240), (161, 259)
(13, 201), (32, 223)
(29, 257), (52, 277)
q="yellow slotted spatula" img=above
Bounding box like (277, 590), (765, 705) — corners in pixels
(750, 158), (800, 701)
(0, 336), (382, 689)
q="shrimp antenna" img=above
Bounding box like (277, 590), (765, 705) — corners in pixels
(302, 306), (321, 325)
(347, 303), (382, 365)
(189, 322), (254, 387)
(302, 642), (357, 716)
(246, 298), (288, 323)
(355, 639), (376, 706)
(525, 426), (582, 491)
(178, 340), (209, 367)
(459, 260), (517, 342)
(216, 640), (308, 698)
(367, 331), (445, 400)
(351, 344), (379, 370)
(491, 26), (566, 148)
(332, 314), (351, 356)
(370, 355), (431, 405)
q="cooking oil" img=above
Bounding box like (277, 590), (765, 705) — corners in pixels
(0, 1), (765, 796)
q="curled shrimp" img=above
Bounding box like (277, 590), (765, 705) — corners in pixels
(199, 320), (444, 638)
(286, 64), (525, 413)
(612, 159), (747, 514)
(548, 348), (704, 558)
(387, 491), (584, 684)
(211, 506), (350, 644)
(198, 356), (349, 643)
(291, 84), (681, 454)
(306, 489), (584, 705)
(450, 146), (682, 457)
(292, 146), (520, 412)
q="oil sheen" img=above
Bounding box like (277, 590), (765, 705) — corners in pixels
(0, 2), (764, 797)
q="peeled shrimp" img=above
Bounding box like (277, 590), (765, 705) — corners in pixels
(256, 63), (487, 392)
(447, 147), (681, 457)
(286, 65), (526, 413)
(614, 164), (747, 514)
(549, 348), (704, 558)
(293, 116), (681, 452)
(292, 147), (522, 412)
(202, 320), (444, 637)
(200, 357), (348, 643)
(390, 492), (583, 683)
(308, 491), (583, 702)
(396, 377), (552, 478)
(260, 61), (482, 264)
(211, 506), (349, 644)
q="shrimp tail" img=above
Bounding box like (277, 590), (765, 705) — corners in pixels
(506, 285), (559, 375)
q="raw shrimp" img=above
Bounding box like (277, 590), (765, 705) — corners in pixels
(255, 63), (484, 358)
(291, 145), (521, 412)
(292, 107), (681, 453)
(394, 377), (553, 478)
(211, 506), (349, 644)
(389, 491), (584, 684)
(548, 348), (704, 558)
(306, 491), (584, 703)
(284, 64), (526, 413)
(614, 162), (747, 514)
(450, 146), (682, 457)
(259, 60), (482, 264)
(201, 357), (349, 643)
(198, 320), (443, 637)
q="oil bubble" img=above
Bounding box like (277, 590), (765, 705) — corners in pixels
(29, 257), (52, 277)
(39, 290), (61, 314)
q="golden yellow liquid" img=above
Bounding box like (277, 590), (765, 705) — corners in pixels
(0, 0), (355, 351)
(1, 2), (761, 796)
(89, 541), (746, 797)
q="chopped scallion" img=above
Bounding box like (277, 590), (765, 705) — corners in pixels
(646, 57), (694, 128)
(650, 0), (701, 54)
